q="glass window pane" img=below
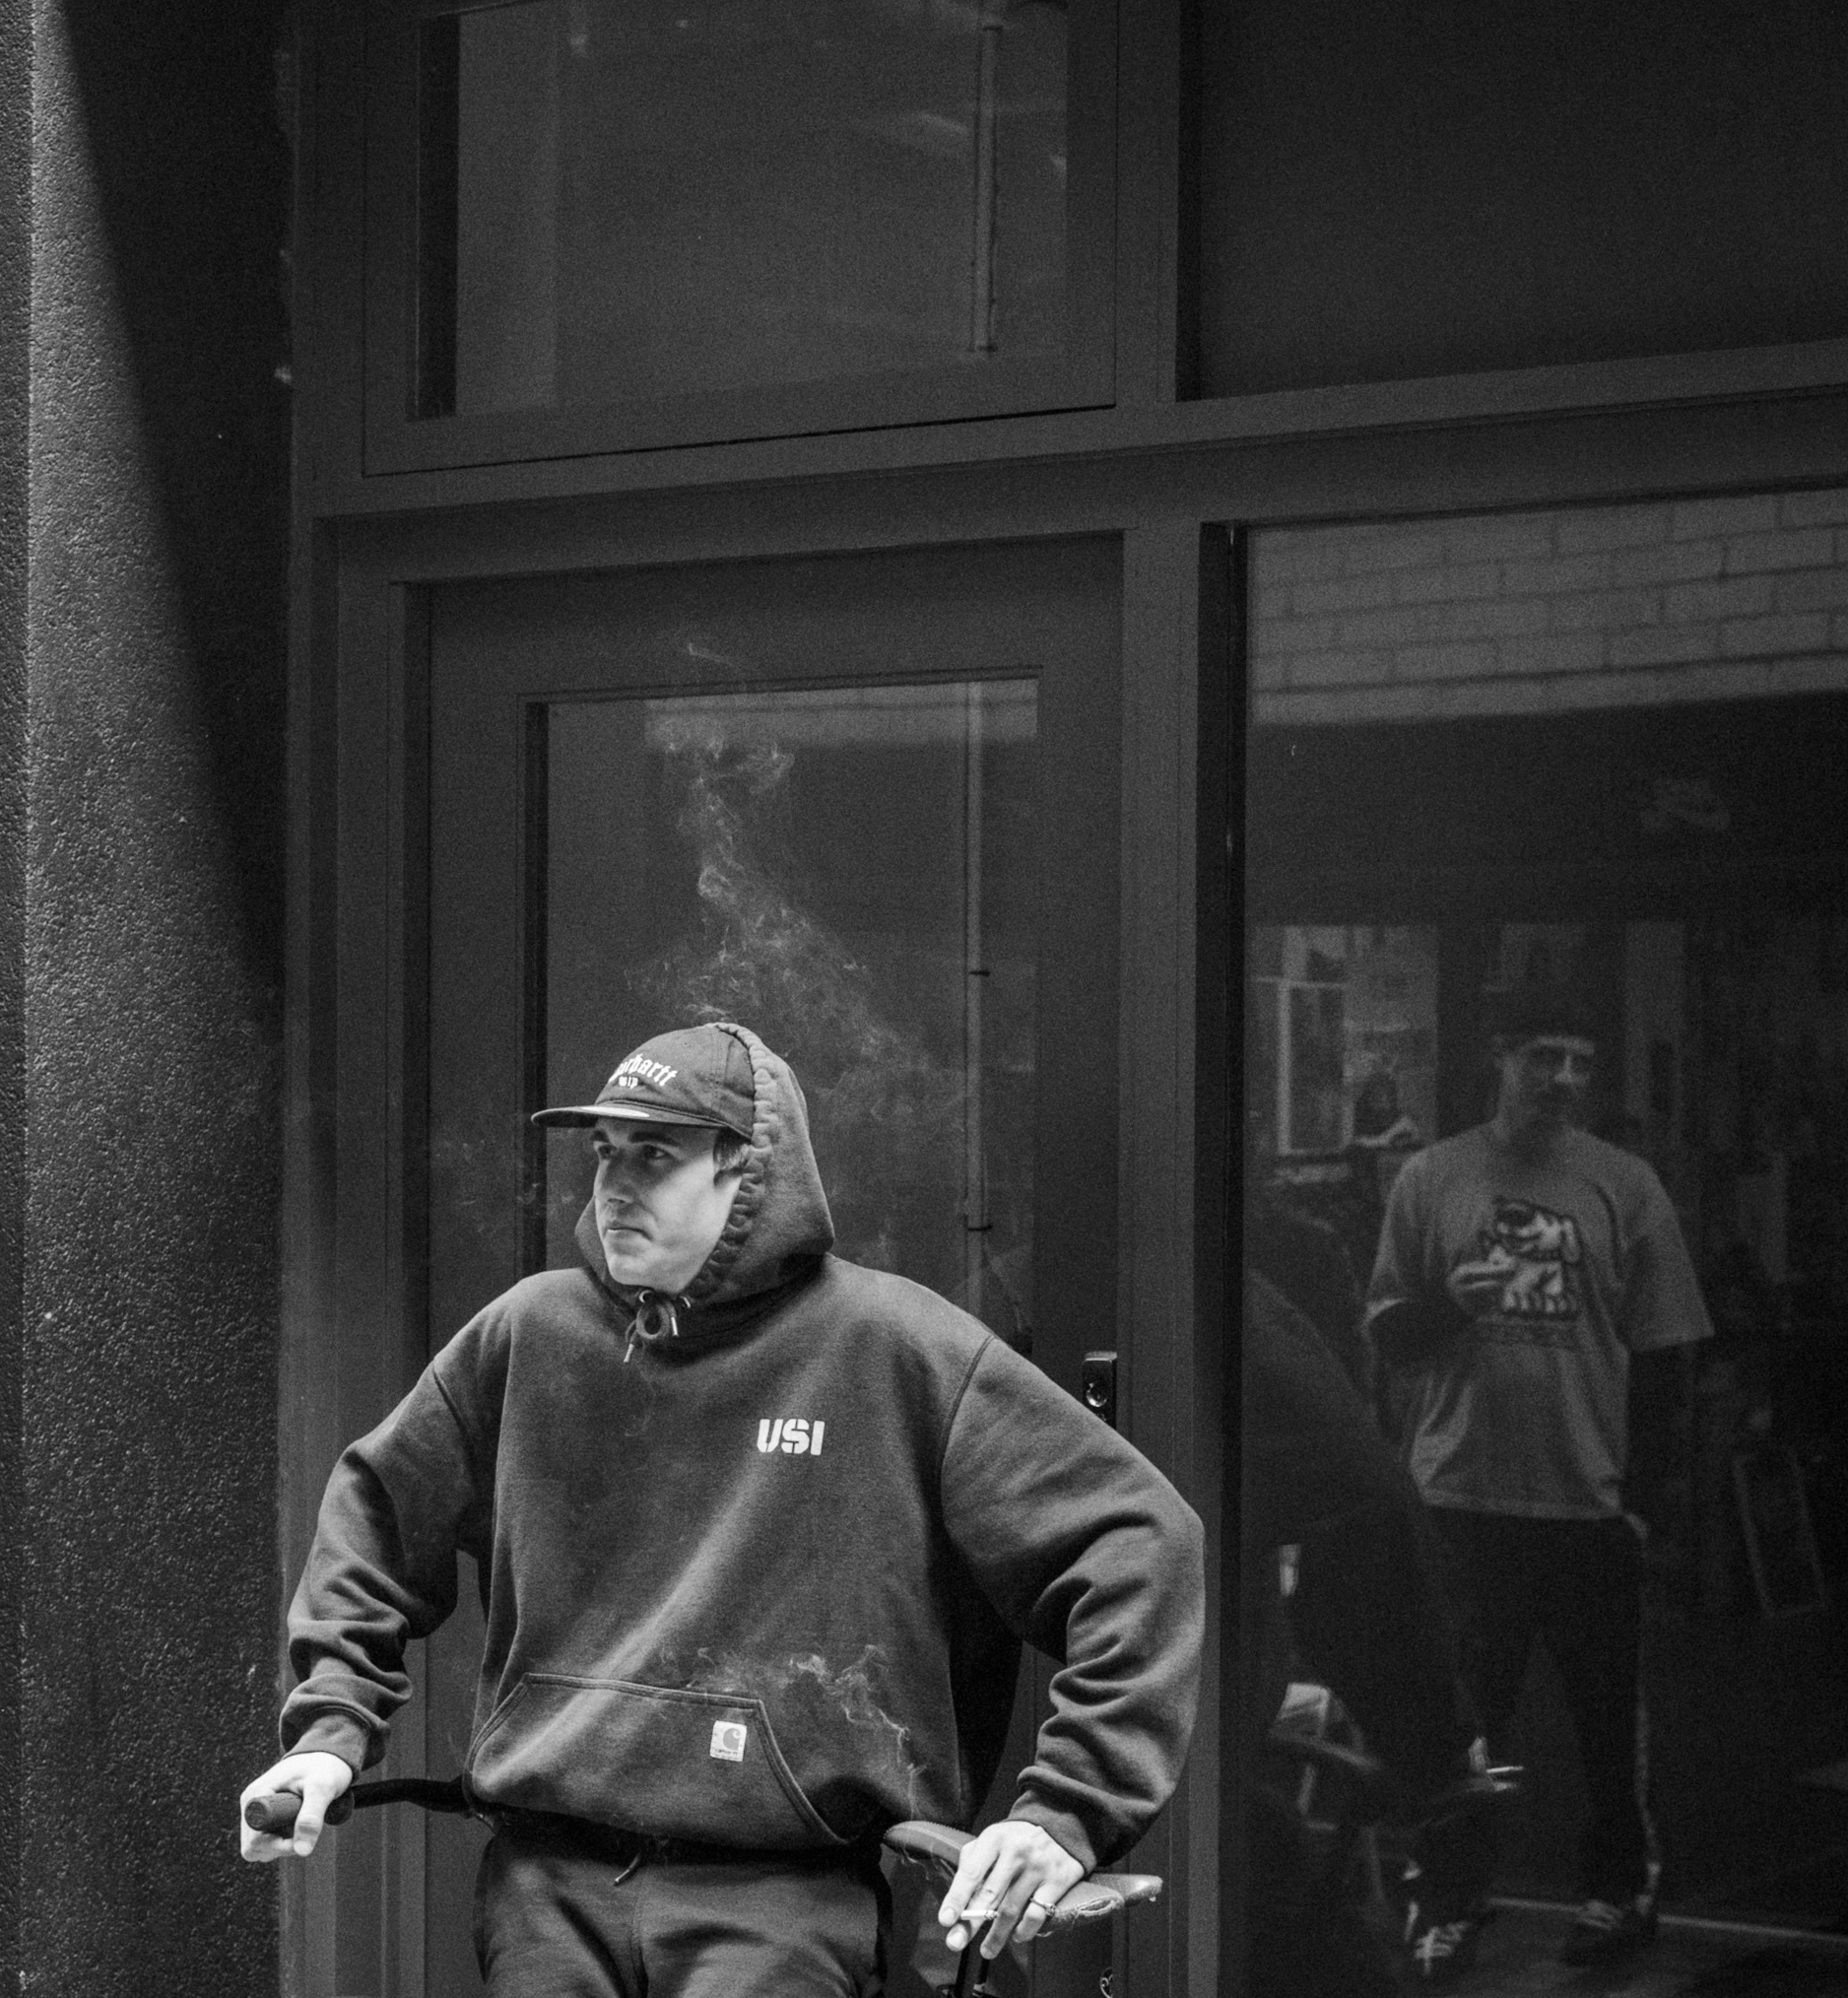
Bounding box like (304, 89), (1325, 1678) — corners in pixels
(1202, 2), (1848, 394)
(422, 0), (1070, 419)
(545, 680), (1037, 1336)
(1238, 514), (1848, 1962)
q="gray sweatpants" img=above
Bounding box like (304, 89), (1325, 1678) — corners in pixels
(473, 1821), (890, 1997)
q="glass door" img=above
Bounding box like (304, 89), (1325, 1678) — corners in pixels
(416, 537), (1121, 1995)
(536, 680), (1040, 1323)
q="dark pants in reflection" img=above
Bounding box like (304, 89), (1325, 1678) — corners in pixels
(1428, 1508), (1656, 1905)
(1246, 1785), (1407, 1998)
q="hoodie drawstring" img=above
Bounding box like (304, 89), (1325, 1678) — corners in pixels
(623, 1291), (684, 1364)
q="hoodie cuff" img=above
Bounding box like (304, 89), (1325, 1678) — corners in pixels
(283, 1709), (374, 1773)
(1007, 1796), (1097, 1876)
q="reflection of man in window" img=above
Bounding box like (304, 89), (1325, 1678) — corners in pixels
(1366, 986), (1712, 1976)
(239, 1021), (1202, 1996)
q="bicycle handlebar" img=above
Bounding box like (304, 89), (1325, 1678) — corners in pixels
(1265, 1722), (1520, 1831)
(242, 1787), (1160, 1942)
(243, 1793), (343, 1835)
(244, 1777), (473, 1835)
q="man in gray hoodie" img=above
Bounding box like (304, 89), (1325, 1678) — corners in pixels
(240, 1021), (1203, 1997)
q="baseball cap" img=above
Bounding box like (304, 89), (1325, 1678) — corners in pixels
(531, 1024), (756, 1136)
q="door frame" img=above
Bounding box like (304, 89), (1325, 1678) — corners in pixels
(281, 496), (1228, 1998)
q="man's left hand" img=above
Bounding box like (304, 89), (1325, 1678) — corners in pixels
(939, 1820), (1085, 1960)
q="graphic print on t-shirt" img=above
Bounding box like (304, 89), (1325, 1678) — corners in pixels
(1476, 1198), (1583, 1338)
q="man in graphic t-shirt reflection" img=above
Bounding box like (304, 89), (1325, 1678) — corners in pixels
(1366, 985), (1712, 1975)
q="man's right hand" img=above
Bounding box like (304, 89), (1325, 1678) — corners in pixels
(238, 1751), (353, 1862)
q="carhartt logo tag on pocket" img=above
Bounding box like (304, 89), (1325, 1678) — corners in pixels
(709, 1720), (748, 1763)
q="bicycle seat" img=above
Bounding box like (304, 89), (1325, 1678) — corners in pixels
(880, 1819), (1162, 1936)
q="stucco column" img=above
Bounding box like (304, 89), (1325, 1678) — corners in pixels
(2, 0), (29, 1984)
(15, 2), (290, 1989)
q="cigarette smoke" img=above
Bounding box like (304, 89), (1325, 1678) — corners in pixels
(629, 712), (964, 1274)
(687, 1643), (922, 1812)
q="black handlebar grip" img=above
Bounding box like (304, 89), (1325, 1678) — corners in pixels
(244, 1789), (357, 1834)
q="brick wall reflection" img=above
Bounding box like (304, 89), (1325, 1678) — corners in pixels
(1253, 489), (1848, 724)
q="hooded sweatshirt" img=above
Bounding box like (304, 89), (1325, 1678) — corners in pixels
(283, 1026), (1203, 1871)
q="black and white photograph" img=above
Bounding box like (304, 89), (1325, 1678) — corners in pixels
(8, 3), (1848, 1995)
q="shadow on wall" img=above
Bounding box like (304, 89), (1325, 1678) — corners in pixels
(58, 0), (293, 966)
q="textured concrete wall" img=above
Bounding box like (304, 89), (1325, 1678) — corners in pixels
(3, 0), (29, 1987)
(20, 1), (289, 1989)
(1254, 488), (1848, 726)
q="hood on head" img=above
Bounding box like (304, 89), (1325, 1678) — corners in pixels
(572, 1021), (834, 1313)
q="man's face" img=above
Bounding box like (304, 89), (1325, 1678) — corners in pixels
(591, 1118), (740, 1295)
(1494, 1033), (1596, 1133)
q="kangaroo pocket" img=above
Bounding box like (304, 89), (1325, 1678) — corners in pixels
(466, 1674), (848, 1849)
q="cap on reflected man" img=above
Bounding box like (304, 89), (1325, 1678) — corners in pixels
(532, 1023), (756, 1138)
